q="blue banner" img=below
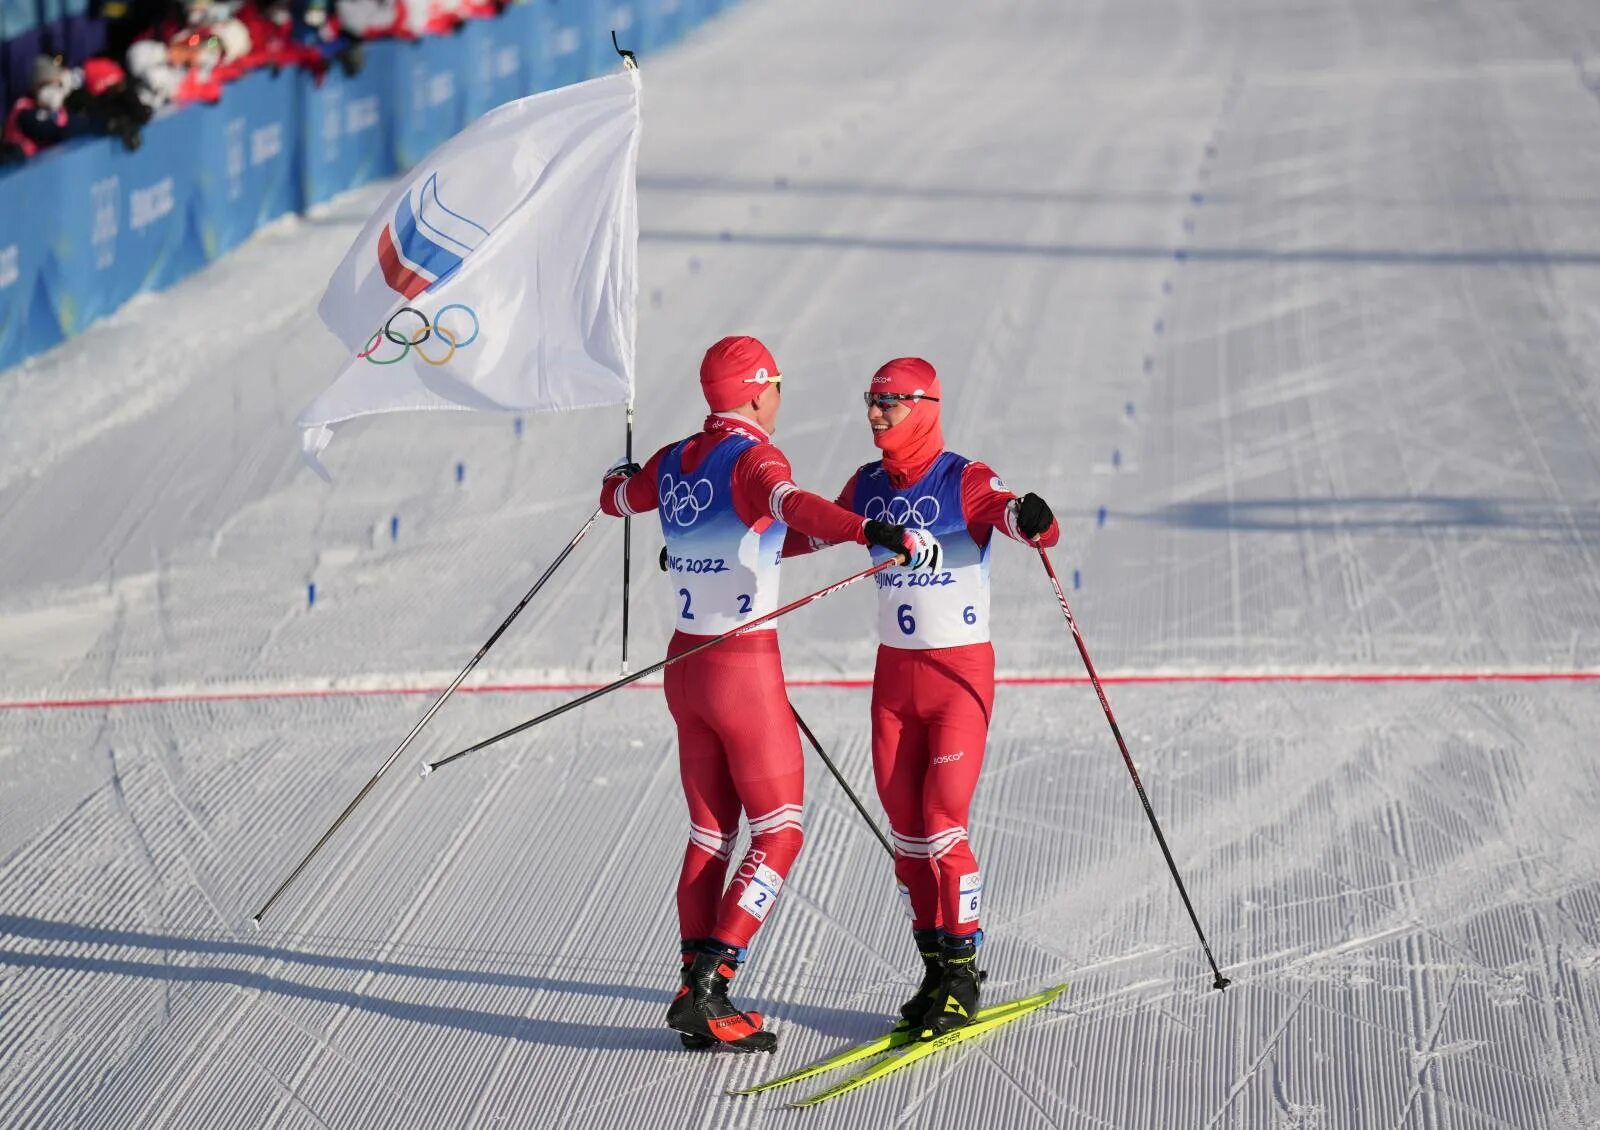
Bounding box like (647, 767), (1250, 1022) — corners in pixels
(535, 0), (590, 94)
(0, 0), (727, 374)
(589, 0), (639, 76)
(301, 45), (395, 208)
(192, 68), (303, 258)
(390, 34), (470, 171)
(0, 159), (58, 369)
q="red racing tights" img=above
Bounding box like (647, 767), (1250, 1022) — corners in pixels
(664, 629), (804, 952)
(871, 641), (995, 937)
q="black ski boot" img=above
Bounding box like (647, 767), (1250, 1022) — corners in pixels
(666, 942), (777, 1053)
(673, 941), (716, 1049)
(897, 928), (945, 1029)
(923, 931), (984, 1037)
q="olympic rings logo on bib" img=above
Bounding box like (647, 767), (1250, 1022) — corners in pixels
(863, 494), (941, 529)
(660, 473), (715, 527)
(358, 304), (481, 367)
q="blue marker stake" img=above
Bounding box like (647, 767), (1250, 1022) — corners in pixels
(1112, 449), (1122, 468)
(514, 417), (524, 437)
(307, 583), (316, 607)
(456, 462), (465, 485)
(1125, 401), (1135, 417)
(1073, 569), (1081, 590)
(1097, 506), (1107, 527)
(390, 515), (400, 542)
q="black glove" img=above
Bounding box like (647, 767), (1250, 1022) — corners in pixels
(863, 519), (910, 561)
(605, 457), (642, 480)
(1015, 492), (1054, 539)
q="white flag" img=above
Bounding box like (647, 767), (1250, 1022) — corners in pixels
(298, 68), (641, 473)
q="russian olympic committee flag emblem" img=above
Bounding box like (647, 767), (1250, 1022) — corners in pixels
(376, 173), (489, 300)
(299, 67), (642, 475)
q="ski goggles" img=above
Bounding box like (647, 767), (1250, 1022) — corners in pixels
(863, 391), (939, 410)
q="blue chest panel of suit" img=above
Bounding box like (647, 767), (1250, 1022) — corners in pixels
(853, 451), (991, 649)
(658, 434), (787, 635)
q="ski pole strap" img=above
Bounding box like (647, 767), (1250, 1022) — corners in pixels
(425, 559), (897, 775)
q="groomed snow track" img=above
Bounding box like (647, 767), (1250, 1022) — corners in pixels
(4, 1), (1600, 1126)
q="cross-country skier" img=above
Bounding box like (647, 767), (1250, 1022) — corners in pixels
(600, 336), (936, 1053)
(782, 356), (1060, 1036)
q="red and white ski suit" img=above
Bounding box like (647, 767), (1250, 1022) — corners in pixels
(601, 413), (873, 952)
(787, 453), (1059, 938)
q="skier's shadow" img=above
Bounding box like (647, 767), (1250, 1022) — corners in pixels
(0, 914), (872, 1050)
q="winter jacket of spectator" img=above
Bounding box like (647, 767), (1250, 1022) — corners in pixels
(3, 97), (71, 158)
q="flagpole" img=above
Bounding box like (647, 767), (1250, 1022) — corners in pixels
(621, 400), (634, 675)
(614, 29), (639, 678)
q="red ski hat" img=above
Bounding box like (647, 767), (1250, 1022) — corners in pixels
(870, 358), (945, 483)
(700, 335), (780, 411)
(870, 356), (941, 401)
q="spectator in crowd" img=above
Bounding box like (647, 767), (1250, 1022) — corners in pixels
(3, 55), (85, 161)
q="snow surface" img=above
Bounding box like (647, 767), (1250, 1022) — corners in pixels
(5, 0), (1600, 1126)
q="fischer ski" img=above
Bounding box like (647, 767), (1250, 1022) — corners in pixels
(789, 983), (1067, 1107)
(729, 983), (1066, 1099)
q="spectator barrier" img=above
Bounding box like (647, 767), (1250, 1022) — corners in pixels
(0, 0), (737, 371)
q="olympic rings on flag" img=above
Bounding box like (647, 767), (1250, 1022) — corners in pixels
(358, 303), (480, 367)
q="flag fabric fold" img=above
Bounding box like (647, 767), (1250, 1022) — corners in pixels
(299, 68), (642, 473)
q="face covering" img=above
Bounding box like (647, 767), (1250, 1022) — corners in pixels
(869, 357), (945, 487)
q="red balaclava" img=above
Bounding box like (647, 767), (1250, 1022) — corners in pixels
(871, 357), (944, 486)
(700, 335), (779, 411)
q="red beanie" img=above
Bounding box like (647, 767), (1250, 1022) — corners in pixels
(870, 356), (941, 401)
(700, 336), (780, 411)
(870, 357), (945, 484)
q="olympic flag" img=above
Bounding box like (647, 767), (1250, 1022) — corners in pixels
(298, 68), (642, 474)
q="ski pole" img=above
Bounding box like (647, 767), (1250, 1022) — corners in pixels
(250, 507), (604, 926)
(791, 706), (894, 860)
(1034, 545), (1231, 991)
(424, 560), (897, 775)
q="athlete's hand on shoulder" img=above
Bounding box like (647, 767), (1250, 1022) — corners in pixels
(1014, 492), (1054, 539)
(604, 456), (642, 481)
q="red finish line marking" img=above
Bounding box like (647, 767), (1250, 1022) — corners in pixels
(1, 670), (1597, 712)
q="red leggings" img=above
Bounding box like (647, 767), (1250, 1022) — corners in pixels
(664, 629), (804, 952)
(871, 642), (995, 936)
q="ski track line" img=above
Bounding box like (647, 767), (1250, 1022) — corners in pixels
(481, 749), (678, 1128)
(262, 754), (528, 1130)
(3, 668), (1599, 714)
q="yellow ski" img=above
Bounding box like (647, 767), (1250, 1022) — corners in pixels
(727, 984), (1065, 1099)
(789, 983), (1067, 1107)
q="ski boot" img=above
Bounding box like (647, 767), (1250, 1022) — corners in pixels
(896, 928), (945, 1030)
(922, 930), (984, 1037)
(666, 941), (777, 1053)
(673, 941), (716, 1050)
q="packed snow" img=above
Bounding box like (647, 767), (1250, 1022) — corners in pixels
(4, 0), (1600, 1126)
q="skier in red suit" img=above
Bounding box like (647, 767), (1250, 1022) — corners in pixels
(599, 336), (933, 1052)
(784, 357), (1059, 1034)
